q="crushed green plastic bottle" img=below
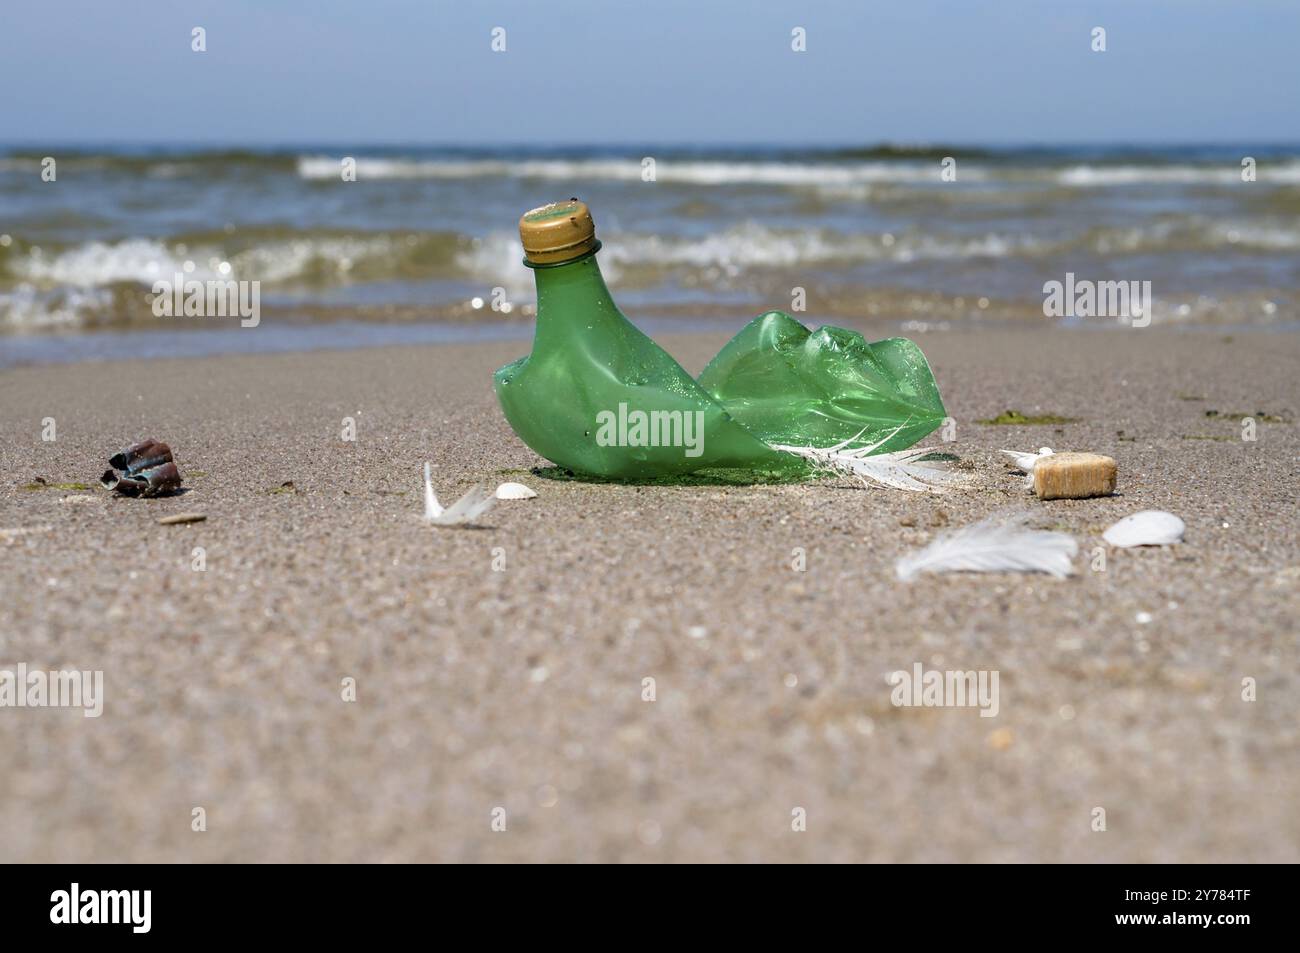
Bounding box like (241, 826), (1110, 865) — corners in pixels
(493, 200), (947, 480)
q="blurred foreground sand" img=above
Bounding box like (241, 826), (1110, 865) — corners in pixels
(1, 326), (1297, 862)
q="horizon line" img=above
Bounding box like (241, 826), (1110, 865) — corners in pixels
(4, 138), (1300, 150)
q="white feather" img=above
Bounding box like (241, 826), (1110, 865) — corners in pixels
(770, 424), (963, 492)
(424, 463), (495, 526)
(896, 514), (1078, 581)
(424, 462), (441, 518)
(1103, 510), (1184, 547)
(1000, 447), (1054, 472)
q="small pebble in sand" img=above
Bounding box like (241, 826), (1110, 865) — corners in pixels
(687, 626), (708, 639)
(157, 513), (207, 525)
(987, 728), (1014, 750)
(0, 525), (53, 540)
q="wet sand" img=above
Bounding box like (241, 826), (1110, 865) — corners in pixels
(1, 325), (1297, 862)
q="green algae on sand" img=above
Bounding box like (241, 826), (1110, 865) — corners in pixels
(977, 409), (1079, 426)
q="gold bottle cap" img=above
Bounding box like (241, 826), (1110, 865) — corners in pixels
(519, 198), (598, 265)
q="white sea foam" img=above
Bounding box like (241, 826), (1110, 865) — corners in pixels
(1055, 162), (1300, 186)
(296, 155), (968, 187)
(8, 154), (1299, 188)
(227, 234), (406, 282)
(10, 216), (1300, 306)
(452, 236), (535, 299)
(455, 225), (1043, 287)
(0, 284), (113, 331)
(11, 239), (225, 286)
(8, 235), (418, 288)
(1207, 221), (1300, 250)
(294, 155), (1300, 188)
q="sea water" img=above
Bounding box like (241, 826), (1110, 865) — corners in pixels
(2, 143), (1298, 363)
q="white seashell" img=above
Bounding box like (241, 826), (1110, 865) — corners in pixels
(1102, 510), (1185, 548)
(495, 481), (537, 500)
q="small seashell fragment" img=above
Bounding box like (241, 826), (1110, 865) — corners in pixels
(157, 513), (207, 525)
(1032, 452), (1117, 499)
(1103, 510), (1185, 548)
(495, 482), (537, 500)
(101, 439), (183, 497)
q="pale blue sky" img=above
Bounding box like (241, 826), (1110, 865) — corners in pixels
(2, 0), (1297, 145)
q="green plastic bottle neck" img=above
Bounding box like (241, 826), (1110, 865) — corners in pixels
(528, 246), (620, 348)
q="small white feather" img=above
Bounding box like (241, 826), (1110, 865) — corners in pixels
(423, 462), (441, 518)
(896, 515), (1078, 581)
(770, 423), (962, 493)
(495, 481), (537, 500)
(424, 463), (495, 526)
(999, 447), (1054, 472)
(1102, 510), (1184, 548)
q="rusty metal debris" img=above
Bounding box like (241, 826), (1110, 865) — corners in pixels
(100, 439), (183, 497)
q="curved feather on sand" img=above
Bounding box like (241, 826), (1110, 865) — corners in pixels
(897, 514), (1078, 580)
(770, 423), (963, 492)
(424, 463), (495, 526)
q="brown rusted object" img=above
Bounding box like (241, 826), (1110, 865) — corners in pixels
(101, 439), (183, 497)
(1033, 452), (1117, 500)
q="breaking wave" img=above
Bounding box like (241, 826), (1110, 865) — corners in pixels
(294, 155), (1300, 188)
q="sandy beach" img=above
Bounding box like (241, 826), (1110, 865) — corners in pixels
(1, 325), (1297, 863)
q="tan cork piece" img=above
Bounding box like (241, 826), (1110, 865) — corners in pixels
(1033, 452), (1118, 500)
